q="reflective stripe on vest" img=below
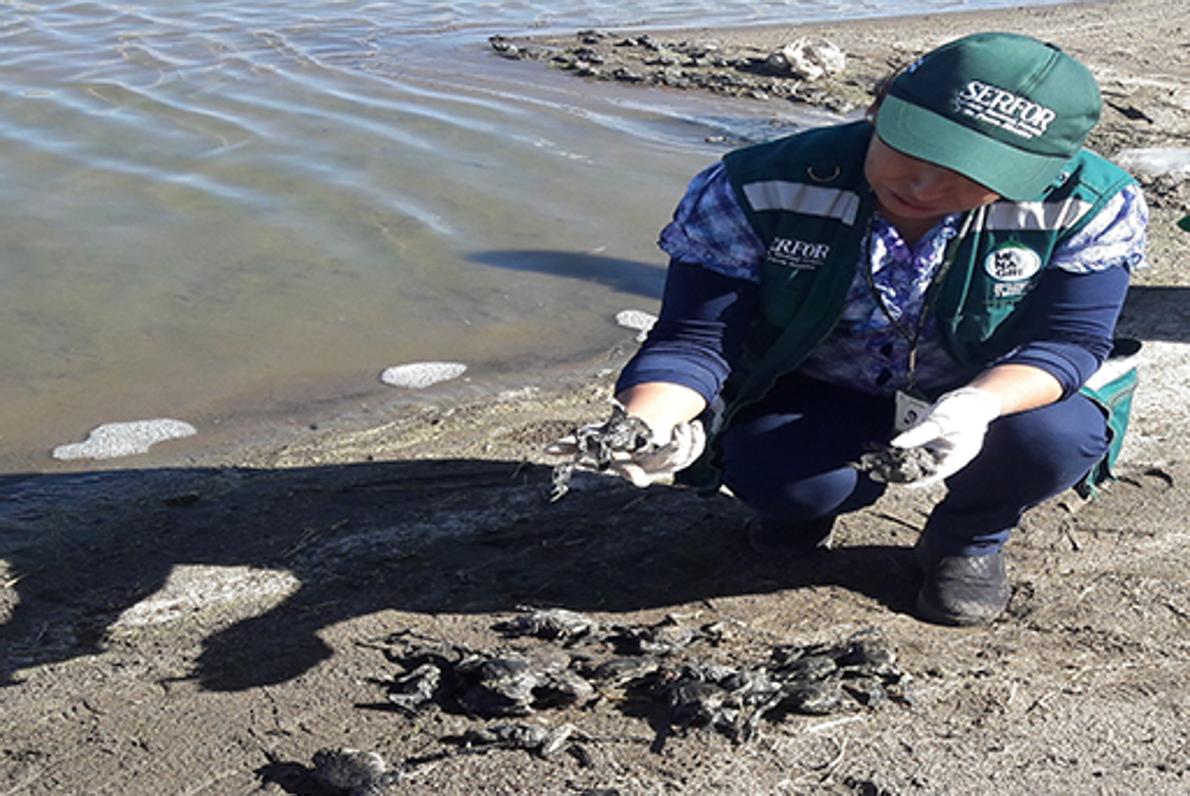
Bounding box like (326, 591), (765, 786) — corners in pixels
(982, 198), (1095, 231)
(741, 181), (863, 226)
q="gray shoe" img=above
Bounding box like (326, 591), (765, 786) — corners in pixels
(914, 543), (1010, 626)
(746, 515), (834, 556)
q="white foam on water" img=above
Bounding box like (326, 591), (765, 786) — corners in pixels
(52, 419), (198, 461)
(616, 309), (658, 342)
(380, 361), (468, 389)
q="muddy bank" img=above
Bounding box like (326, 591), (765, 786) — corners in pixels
(3, 380), (1186, 794)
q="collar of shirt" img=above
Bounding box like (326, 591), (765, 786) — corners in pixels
(847, 211), (962, 328)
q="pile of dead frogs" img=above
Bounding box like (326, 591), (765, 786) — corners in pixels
(308, 609), (913, 791)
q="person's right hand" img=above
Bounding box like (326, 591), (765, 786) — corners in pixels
(545, 414), (706, 488)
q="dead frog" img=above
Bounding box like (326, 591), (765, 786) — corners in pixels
(855, 445), (941, 484)
(450, 722), (577, 758)
(493, 607), (601, 644)
(382, 638), (594, 718)
(311, 747), (395, 796)
(549, 405), (655, 500)
(453, 653), (595, 716)
(606, 617), (726, 656)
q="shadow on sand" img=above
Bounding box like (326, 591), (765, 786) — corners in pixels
(1117, 285), (1190, 344)
(5, 275), (1181, 696)
(0, 458), (919, 693)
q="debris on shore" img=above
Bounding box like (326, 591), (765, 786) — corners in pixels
(856, 445), (942, 484)
(489, 29), (879, 114)
(308, 610), (913, 790)
(372, 608), (913, 755)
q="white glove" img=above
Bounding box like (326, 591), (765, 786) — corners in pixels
(546, 415), (706, 488)
(888, 387), (1002, 488)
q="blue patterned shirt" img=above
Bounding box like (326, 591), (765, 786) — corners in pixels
(657, 161), (1148, 396)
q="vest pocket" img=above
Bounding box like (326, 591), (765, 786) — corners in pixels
(1076, 337), (1142, 498)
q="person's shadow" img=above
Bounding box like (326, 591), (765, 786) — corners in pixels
(0, 457), (919, 692)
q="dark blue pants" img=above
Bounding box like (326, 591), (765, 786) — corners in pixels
(719, 374), (1109, 556)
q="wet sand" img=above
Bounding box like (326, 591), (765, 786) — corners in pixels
(2, 1), (1189, 793)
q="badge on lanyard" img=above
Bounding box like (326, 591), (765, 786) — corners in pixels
(863, 211), (976, 437)
(894, 389), (932, 433)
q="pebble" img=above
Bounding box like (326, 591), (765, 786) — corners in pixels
(379, 362), (467, 389)
(52, 419), (197, 461)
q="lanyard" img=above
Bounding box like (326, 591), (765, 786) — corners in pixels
(862, 210), (977, 388)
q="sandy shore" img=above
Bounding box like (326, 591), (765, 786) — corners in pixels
(3, 2), (1188, 794)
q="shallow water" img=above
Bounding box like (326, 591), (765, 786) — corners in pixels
(0, 0), (1061, 470)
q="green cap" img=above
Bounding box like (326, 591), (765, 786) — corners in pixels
(875, 32), (1101, 201)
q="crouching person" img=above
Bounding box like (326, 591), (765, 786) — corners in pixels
(551, 33), (1147, 626)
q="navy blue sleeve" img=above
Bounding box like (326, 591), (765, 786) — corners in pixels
(615, 260), (758, 402)
(999, 264), (1130, 396)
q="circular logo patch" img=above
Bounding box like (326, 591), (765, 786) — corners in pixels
(984, 244), (1042, 282)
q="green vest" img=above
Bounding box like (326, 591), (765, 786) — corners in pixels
(679, 121), (1136, 491)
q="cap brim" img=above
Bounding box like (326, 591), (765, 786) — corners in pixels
(875, 94), (1070, 201)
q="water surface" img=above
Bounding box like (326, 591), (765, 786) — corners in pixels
(0, 0), (1064, 469)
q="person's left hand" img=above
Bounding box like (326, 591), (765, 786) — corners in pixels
(609, 419), (706, 487)
(888, 386), (1002, 488)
